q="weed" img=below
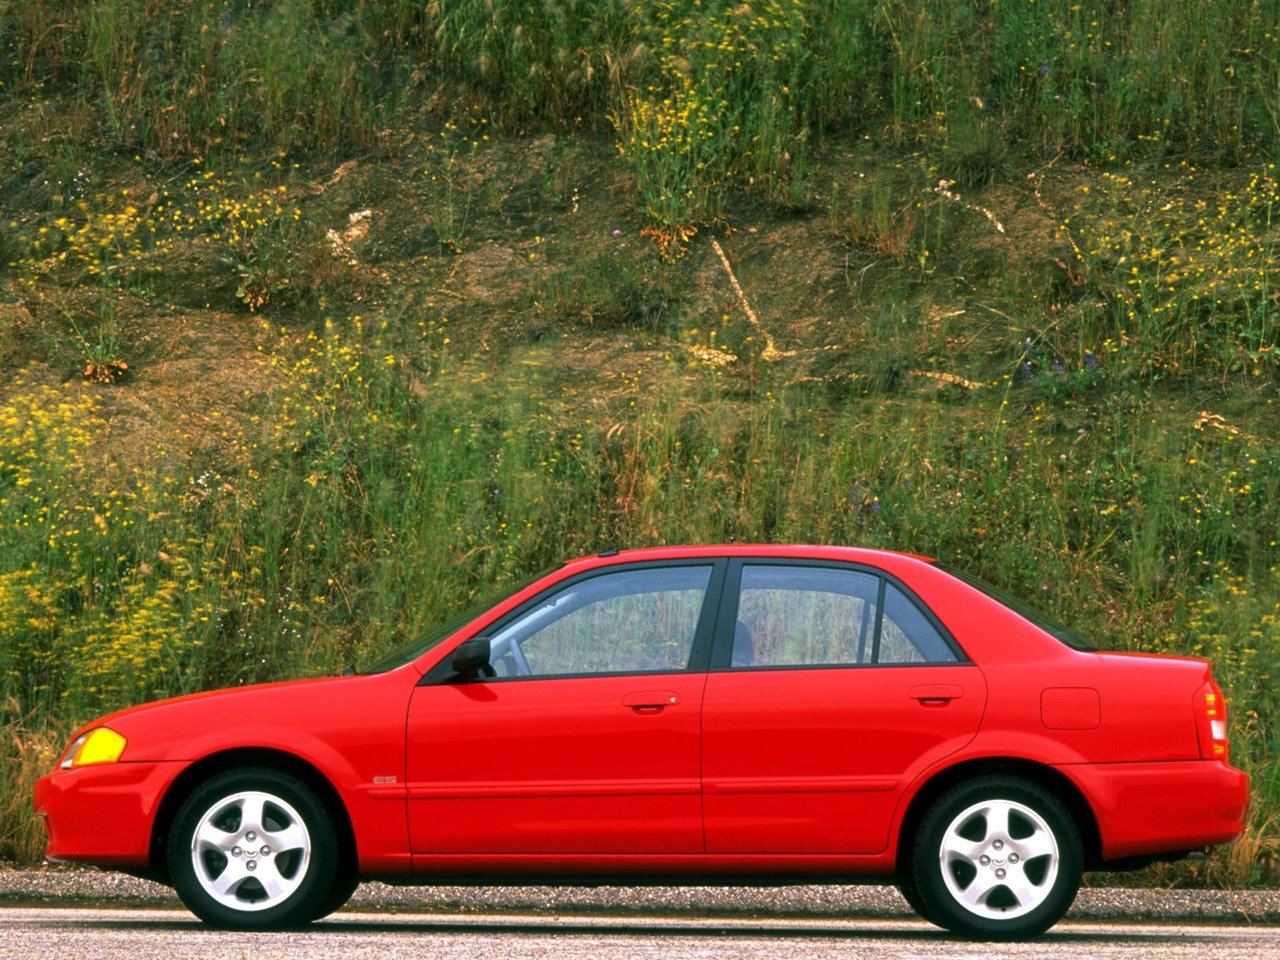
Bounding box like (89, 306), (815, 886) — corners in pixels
(63, 299), (127, 383)
(829, 164), (948, 271)
(940, 115), (1009, 191)
(1, 318), (1278, 880)
(421, 120), (483, 254)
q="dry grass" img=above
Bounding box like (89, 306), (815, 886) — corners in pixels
(0, 704), (63, 863)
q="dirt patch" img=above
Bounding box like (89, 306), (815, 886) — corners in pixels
(6, 304), (278, 474)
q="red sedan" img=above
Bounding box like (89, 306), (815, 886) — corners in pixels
(34, 545), (1248, 939)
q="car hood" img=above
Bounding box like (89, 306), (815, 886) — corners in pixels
(66, 670), (411, 765)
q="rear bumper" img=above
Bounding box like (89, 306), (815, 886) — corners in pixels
(1062, 759), (1250, 861)
(33, 761), (185, 868)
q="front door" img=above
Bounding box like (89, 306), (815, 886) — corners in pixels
(406, 562), (719, 855)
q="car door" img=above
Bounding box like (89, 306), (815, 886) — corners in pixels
(701, 560), (987, 854)
(406, 561), (722, 855)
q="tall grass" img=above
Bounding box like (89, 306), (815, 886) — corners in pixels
(0, 310), (1277, 877)
(3, 317), (1277, 710)
(0, 701), (60, 863)
(424, 0), (636, 125)
(876, 0), (1280, 158)
(5, 2), (1280, 207)
(4, 0), (402, 156)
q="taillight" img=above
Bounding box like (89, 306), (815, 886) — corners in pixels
(1196, 680), (1229, 761)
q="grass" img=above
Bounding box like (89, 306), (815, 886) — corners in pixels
(0, 701), (60, 863)
(0, 0), (1277, 886)
(3, 1), (1280, 219)
(1060, 161), (1280, 372)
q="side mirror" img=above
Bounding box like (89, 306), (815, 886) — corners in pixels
(450, 638), (494, 680)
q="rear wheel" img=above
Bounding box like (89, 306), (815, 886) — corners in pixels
(168, 768), (340, 929)
(912, 777), (1082, 940)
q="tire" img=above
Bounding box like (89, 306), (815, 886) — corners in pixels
(896, 874), (938, 926)
(911, 776), (1082, 940)
(168, 768), (340, 929)
(308, 864), (359, 922)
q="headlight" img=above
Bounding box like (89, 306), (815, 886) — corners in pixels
(60, 727), (128, 769)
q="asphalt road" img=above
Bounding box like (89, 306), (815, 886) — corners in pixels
(6, 867), (1280, 924)
(2, 906), (1279, 960)
(3, 870), (1278, 958)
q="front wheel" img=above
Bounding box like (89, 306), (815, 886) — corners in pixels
(911, 776), (1082, 940)
(168, 768), (340, 928)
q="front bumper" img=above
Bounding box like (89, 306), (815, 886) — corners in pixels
(33, 761), (185, 868)
(1063, 759), (1250, 861)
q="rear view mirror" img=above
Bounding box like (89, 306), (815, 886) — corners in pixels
(451, 638), (494, 681)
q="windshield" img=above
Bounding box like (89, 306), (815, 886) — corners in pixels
(940, 564), (1096, 652)
(358, 566), (558, 674)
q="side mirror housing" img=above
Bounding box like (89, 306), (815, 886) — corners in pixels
(450, 638), (493, 680)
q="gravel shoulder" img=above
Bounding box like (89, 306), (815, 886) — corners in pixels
(2, 866), (1278, 924)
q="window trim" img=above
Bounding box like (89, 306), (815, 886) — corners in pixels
(420, 559), (727, 685)
(709, 558), (970, 671)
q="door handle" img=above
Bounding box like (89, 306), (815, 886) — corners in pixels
(623, 690), (680, 711)
(910, 684), (963, 705)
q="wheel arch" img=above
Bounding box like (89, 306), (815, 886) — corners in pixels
(148, 747), (358, 885)
(894, 758), (1103, 874)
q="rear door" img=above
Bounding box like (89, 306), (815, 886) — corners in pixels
(701, 560), (986, 854)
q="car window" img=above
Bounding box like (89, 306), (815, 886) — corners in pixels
(488, 565), (713, 677)
(734, 565), (880, 667)
(878, 582), (955, 663)
(731, 564), (957, 668)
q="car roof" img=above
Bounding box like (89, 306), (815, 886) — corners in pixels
(561, 544), (937, 570)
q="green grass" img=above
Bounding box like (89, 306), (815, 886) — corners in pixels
(5, 1), (1280, 203)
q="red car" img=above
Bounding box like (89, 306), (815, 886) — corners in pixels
(35, 545), (1248, 939)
